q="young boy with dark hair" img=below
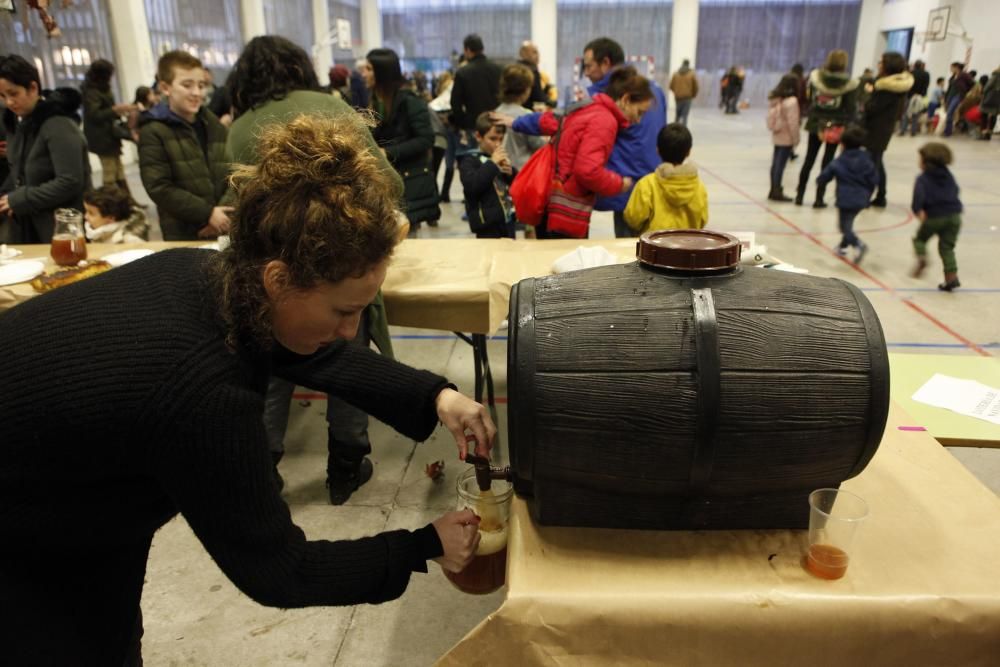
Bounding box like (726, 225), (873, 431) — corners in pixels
(816, 125), (878, 263)
(458, 112), (516, 238)
(138, 50), (231, 241)
(911, 142), (963, 291)
(623, 122), (708, 232)
(83, 185), (150, 244)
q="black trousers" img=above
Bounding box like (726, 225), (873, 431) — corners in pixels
(1, 537), (152, 665)
(796, 132), (838, 202)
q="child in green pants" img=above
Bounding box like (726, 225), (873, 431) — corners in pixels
(911, 142), (963, 291)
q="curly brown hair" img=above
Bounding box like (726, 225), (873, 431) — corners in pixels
(83, 186), (132, 221)
(211, 113), (403, 350)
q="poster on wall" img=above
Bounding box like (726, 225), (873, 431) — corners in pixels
(336, 19), (351, 50)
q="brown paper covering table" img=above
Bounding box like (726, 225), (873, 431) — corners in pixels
(437, 403), (1000, 666)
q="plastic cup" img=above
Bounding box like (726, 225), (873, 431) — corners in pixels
(805, 488), (868, 580)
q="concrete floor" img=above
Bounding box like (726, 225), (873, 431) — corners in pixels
(128, 108), (1000, 665)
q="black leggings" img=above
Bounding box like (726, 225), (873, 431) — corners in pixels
(796, 132), (838, 202)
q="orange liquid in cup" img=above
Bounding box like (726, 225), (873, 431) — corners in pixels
(806, 543), (849, 580)
(50, 234), (87, 266)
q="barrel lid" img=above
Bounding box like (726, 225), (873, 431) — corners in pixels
(636, 229), (742, 271)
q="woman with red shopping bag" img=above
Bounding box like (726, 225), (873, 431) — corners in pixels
(500, 67), (653, 238)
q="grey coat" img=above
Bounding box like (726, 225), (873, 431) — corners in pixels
(1, 91), (91, 243)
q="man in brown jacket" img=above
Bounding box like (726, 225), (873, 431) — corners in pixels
(669, 59), (699, 126)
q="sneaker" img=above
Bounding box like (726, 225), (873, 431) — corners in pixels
(834, 245), (847, 258)
(326, 457), (374, 505)
(853, 242), (868, 265)
(938, 279), (961, 292)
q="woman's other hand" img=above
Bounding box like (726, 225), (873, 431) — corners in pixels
(431, 509), (481, 572)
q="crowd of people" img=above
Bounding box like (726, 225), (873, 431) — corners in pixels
(0, 28), (991, 663)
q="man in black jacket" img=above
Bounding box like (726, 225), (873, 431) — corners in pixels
(450, 34), (502, 146)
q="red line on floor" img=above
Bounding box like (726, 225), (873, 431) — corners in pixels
(702, 167), (991, 357)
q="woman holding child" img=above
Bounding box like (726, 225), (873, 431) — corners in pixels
(0, 113), (495, 664)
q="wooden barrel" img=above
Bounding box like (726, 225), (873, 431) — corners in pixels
(507, 232), (889, 530)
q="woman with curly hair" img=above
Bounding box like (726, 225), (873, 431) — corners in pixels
(227, 35), (405, 504)
(0, 113), (495, 665)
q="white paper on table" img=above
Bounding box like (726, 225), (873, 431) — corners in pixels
(551, 246), (620, 274)
(911, 373), (1000, 425)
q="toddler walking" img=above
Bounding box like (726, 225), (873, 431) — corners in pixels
(816, 126), (878, 263)
(911, 142), (962, 291)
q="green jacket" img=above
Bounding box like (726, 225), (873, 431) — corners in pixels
(138, 104), (229, 240)
(226, 90), (400, 357)
(81, 84), (121, 156)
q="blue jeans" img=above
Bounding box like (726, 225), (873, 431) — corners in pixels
(838, 208), (862, 248)
(262, 315), (373, 472)
(943, 95), (962, 136)
(675, 98), (692, 125)
(770, 146), (793, 191)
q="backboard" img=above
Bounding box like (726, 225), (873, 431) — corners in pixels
(926, 6), (950, 42)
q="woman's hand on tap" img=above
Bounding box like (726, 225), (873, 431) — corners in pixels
(435, 388), (496, 460)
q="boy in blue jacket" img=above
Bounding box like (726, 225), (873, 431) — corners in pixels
(458, 112), (517, 238)
(911, 142), (963, 291)
(817, 126), (879, 263)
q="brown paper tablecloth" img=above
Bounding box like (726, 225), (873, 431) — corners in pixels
(437, 403), (1000, 666)
(1, 240), (639, 334)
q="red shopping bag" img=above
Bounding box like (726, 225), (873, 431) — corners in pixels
(510, 142), (555, 227)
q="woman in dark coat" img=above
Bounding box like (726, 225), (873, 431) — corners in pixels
(364, 48), (441, 232)
(795, 49), (859, 208)
(0, 55), (90, 243)
(82, 59), (136, 197)
(862, 51), (913, 207)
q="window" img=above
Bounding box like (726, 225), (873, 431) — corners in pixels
(1, 0), (119, 96)
(381, 0), (531, 76)
(557, 0), (673, 106)
(696, 0), (861, 106)
(264, 0), (314, 55)
(144, 0), (243, 78)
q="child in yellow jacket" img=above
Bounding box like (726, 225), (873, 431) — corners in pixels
(624, 123), (708, 233)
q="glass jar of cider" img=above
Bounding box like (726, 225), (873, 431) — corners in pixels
(444, 468), (513, 595)
(51, 208), (87, 266)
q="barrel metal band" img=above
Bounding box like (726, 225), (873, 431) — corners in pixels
(690, 287), (721, 493)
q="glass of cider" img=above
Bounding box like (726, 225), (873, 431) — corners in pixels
(805, 488), (869, 580)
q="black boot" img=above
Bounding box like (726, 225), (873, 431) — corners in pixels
(326, 457), (374, 505)
(768, 187), (793, 202)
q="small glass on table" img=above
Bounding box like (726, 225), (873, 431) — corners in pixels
(805, 488), (869, 580)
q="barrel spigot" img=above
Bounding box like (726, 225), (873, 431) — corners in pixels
(464, 454), (511, 492)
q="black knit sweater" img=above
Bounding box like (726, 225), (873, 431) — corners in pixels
(0, 249), (448, 611)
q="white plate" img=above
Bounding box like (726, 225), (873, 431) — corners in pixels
(101, 248), (155, 267)
(0, 260), (45, 286)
